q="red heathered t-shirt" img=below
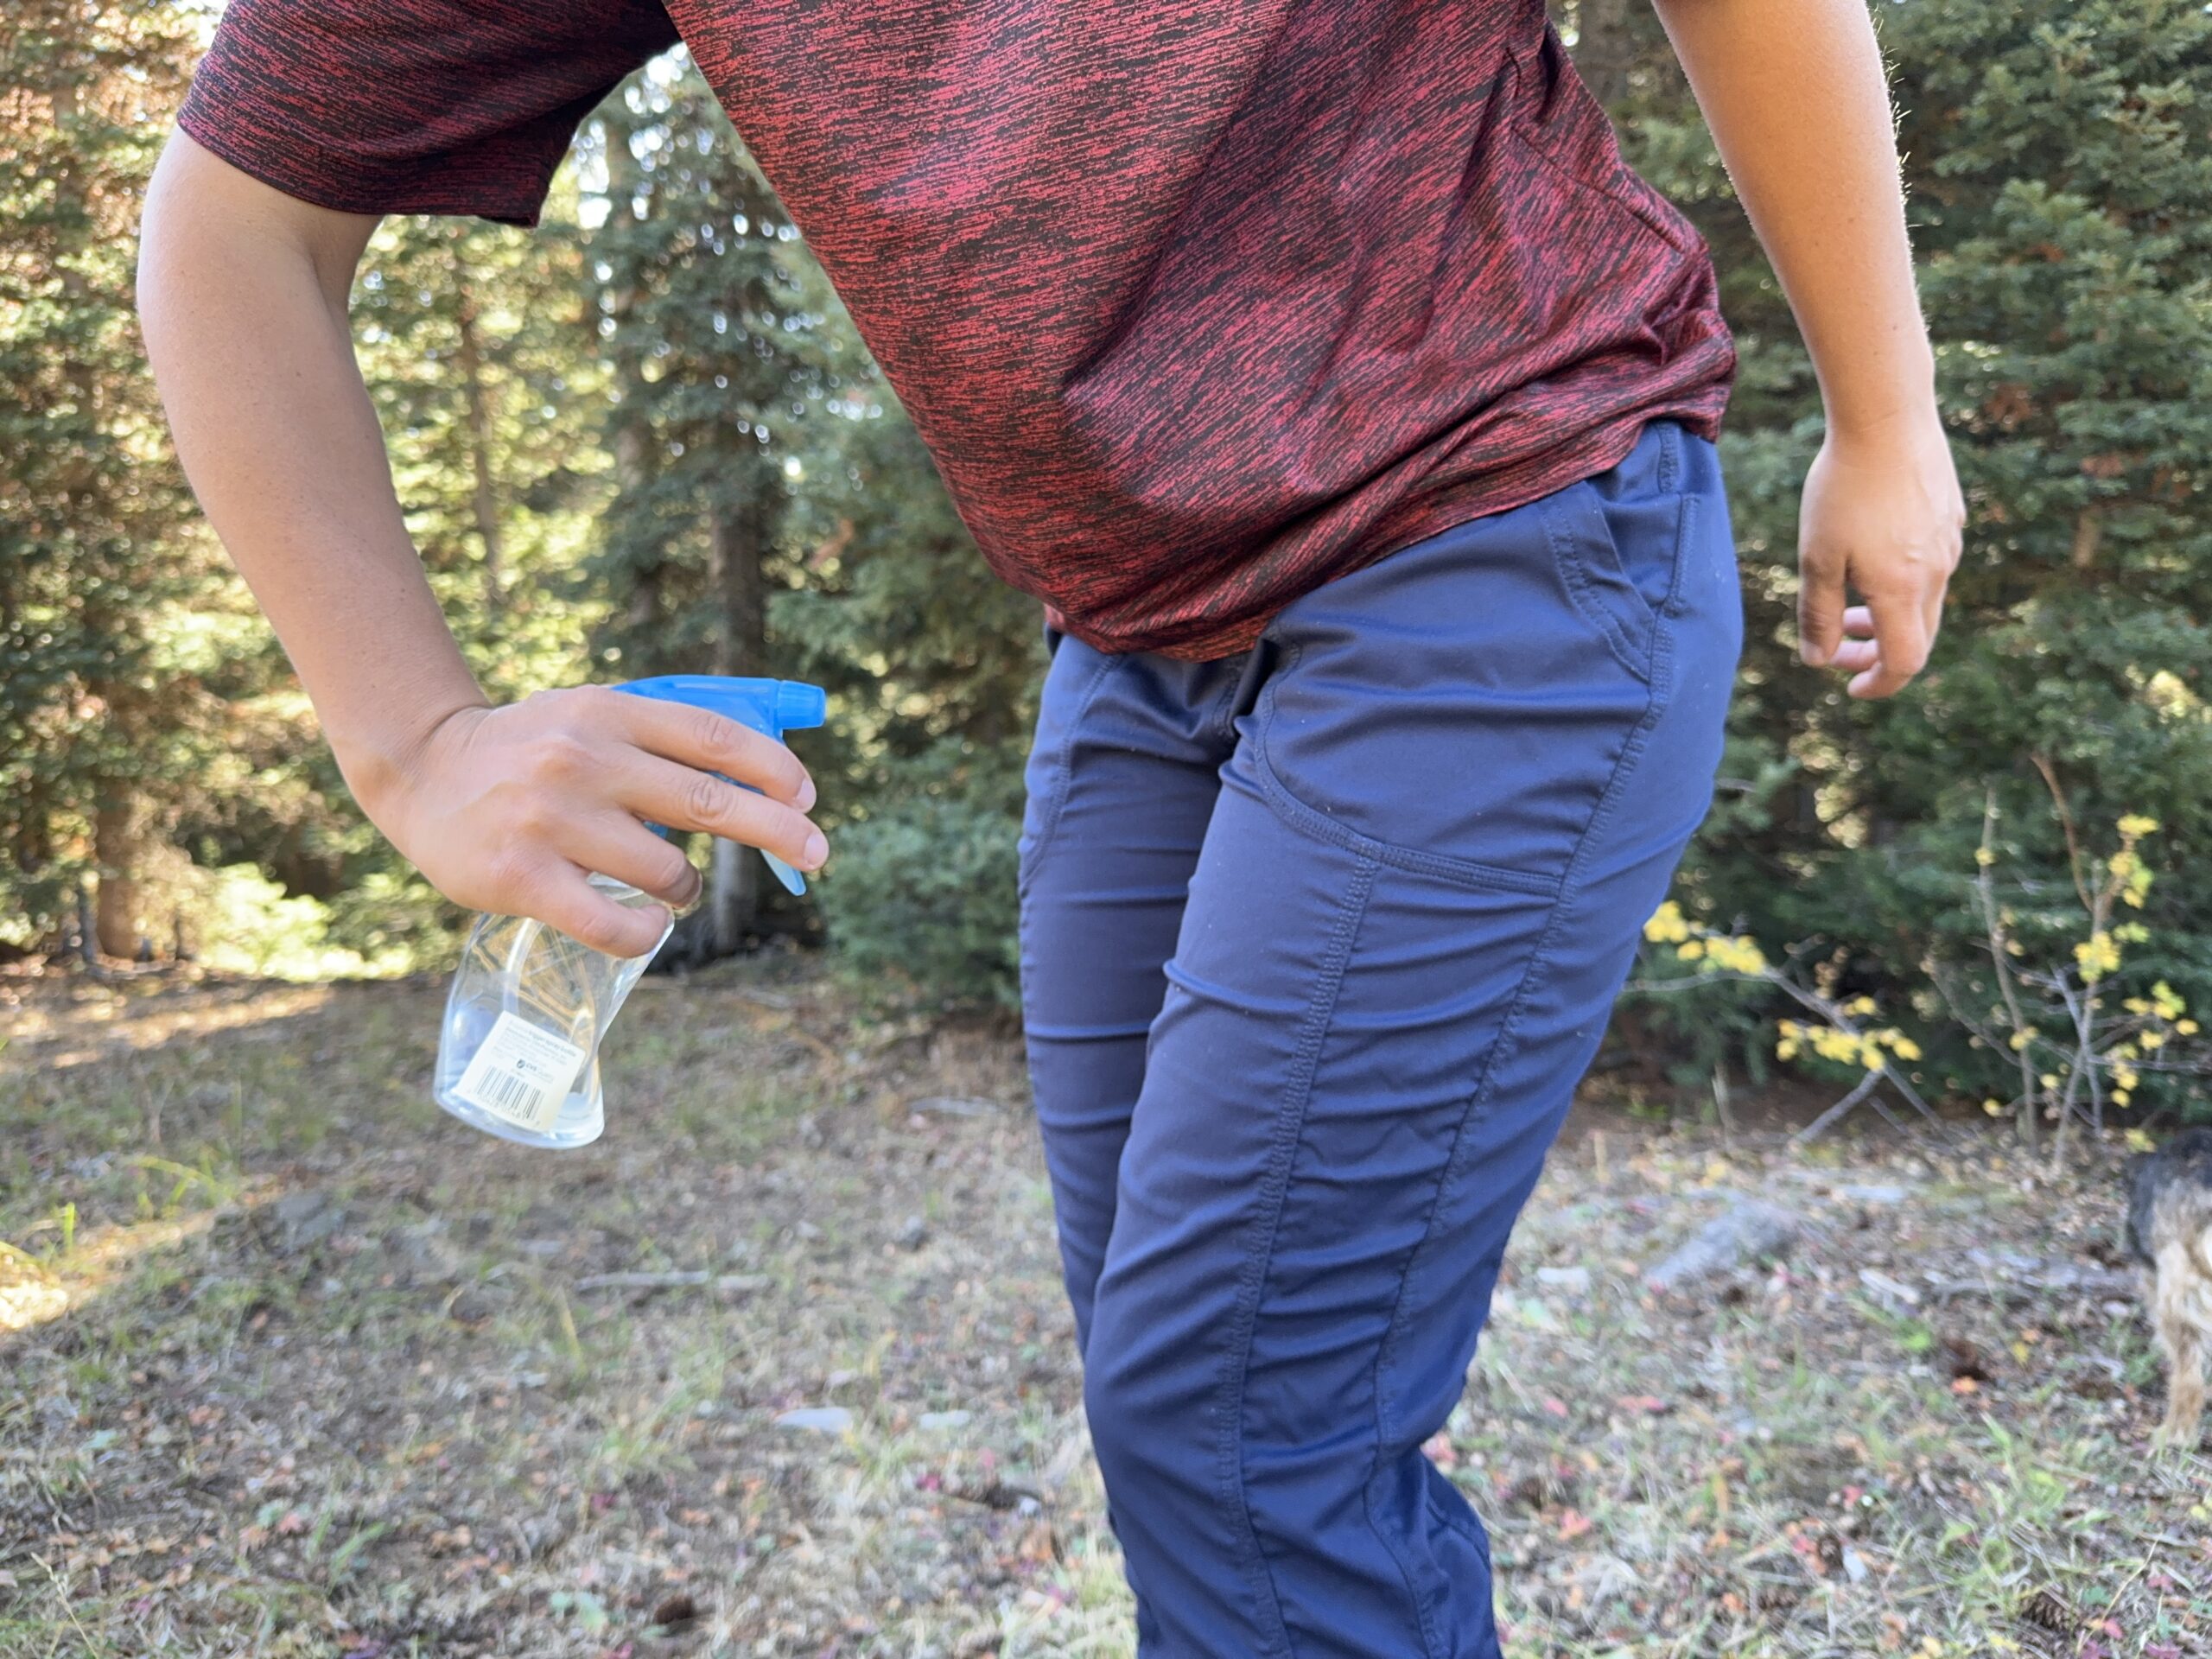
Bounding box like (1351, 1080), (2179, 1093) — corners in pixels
(176, 0), (1734, 662)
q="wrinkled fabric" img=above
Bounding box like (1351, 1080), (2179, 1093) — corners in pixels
(1018, 419), (1742, 1654)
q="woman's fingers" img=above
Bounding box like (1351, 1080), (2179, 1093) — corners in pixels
(1796, 414), (1964, 697)
(557, 812), (704, 909)
(1850, 585), (1932, 700)
(615, 751), (828, 873)
(383, 686), (829, 952)
(604, 688), (817, 811)
(495, 854), (674, 959)
(1797, 543), (1850, 667)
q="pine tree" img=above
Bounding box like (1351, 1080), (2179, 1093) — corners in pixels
(0, 2), (220, 958)
(1568, 0), (2212, 1109)
(580, 58), (836, 957)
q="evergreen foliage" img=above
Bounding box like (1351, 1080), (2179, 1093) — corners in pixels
(7, 5), (2208, 1106)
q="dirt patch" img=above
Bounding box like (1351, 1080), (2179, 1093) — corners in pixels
(2, 968), (2204, 1656)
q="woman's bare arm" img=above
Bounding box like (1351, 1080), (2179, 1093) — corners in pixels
(1649, 0), (1966, 697)
(137, 130), (827, 954)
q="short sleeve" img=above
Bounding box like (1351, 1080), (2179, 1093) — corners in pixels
(175, 0), (683, 228)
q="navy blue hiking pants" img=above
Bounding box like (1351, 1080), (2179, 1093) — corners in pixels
(1016, 419), (1744, 1656)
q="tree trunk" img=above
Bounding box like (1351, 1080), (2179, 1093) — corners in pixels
(2071, 505), (2103, 570)
(92, 797), (143, 960)
(454, 274), (505, 607)
(605, 109), (660, 639)
(1566, 0), (1638, 111)
(1558, 0), (1687, 121)
(702, 494), (770, 954)
(619, 417), (660, 637)
(75, 882), (112, 982)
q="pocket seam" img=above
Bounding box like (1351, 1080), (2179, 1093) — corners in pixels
(1250, 642), (1566, 899)
(1539, 480), (1660, 687)
(1016, 649), (1121, 901)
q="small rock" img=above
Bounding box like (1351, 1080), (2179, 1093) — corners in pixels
(1858, 1268), (1921, 1309)
(1643, 1200), (1800, 1293)
(1040, 1427), (1092, 1491)
(1493, 1288), (1560, 1332)
(907, 1096), (999, 1118)
(918, 1410), (972, 1432)
(650, 1592), (698, 1629)
(896, 1214), (928, 1251)
(1535, 1266), (1592, 1295)
(389, 1218), (466, 1285)
(444, 1287), (499, 1326)
(1835, 1183), (1906, 1205)
(271, 1190), (343, 1252)
(774, 1406), (853, 1434)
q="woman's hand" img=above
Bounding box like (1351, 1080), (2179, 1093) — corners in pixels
(1796, 407), (1966, 699)
(365, 686), (827, 958)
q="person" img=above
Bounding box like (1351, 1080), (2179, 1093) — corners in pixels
(137, 0), (1963, 1650)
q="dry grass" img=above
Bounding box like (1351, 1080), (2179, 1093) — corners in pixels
(1, 963), (2205, 1657)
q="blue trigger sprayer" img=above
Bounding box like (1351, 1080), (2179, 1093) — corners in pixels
(432, 675), (827, 1149)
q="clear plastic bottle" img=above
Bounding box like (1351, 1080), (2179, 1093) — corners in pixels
(433, 676), (827, 1149)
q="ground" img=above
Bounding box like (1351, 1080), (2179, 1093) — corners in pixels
(1, 962), (2207, 1659)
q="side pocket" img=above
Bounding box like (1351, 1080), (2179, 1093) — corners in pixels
(1537, 422), (1697, 688)
(1016, 645), (1116, 902)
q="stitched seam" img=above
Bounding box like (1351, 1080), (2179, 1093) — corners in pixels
(1217, 850), (1377, 1658)
(1214, 649), (1255, 748)
(1249, 642), (1564, 899)
(1251, 753), (1564, 899)
(1425, 1485), (1484, 1545)
(1361, 593), (1680, 1640)
(1017, 650), (1121, 900)
(1660, 444), (1698, 620)
(1539, 482), (1656, 685)
(1368, 1434), (1450, 1656)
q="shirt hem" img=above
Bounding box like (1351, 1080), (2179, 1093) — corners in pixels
(175, 101), (547, 229)
(1049, 398), (1727, 664)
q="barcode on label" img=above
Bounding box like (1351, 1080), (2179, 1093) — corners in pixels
(452, 1012), (587, 1135)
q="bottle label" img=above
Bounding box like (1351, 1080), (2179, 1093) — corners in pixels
(451, 1012), (588, 1135)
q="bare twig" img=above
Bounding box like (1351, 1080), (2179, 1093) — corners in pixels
(1792, 1071), (1886, 1146)
(572, 1270), (770, 1295)
(1923, 1264), (2139, 1303)
(2030, 750), (2092, 915)
(1975, 788), (2040, 1148)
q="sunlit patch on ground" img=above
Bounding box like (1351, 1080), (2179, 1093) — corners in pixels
(0, 1263), (67, 1332)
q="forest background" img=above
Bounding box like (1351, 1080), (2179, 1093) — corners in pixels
(7, 0), (2209, 1131)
